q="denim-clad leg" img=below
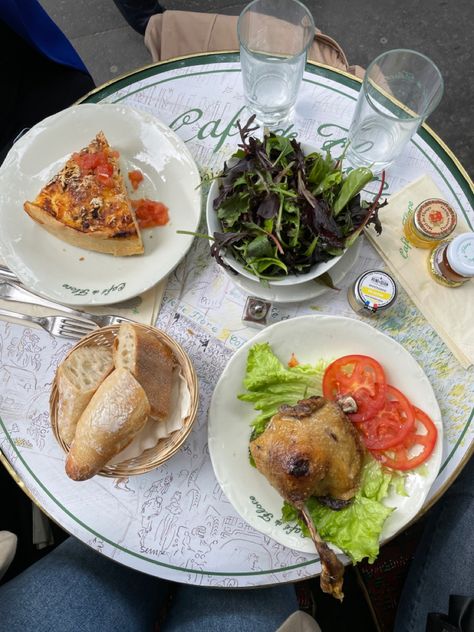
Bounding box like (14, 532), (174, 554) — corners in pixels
(163, 583), (299, 632)
(0, 535), (299, 632)
(394, 456), (474, 632)
(0, 537), (169, 632)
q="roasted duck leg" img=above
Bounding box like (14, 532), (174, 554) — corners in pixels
(299, 504), (345, 600)
(249, 396), (364, 600)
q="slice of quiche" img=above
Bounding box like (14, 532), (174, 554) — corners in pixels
(24, 131), (144, 256)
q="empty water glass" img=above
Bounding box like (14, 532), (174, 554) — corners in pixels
(238, 0), (315, 127)
(346, 49), (444, 173)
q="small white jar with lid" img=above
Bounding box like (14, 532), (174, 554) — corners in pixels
(429, 232), (474, 287)
(347, 270), (397, 315)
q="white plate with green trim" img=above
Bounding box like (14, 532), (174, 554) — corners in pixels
(208, 314), (443, 554)
(0, 104), (201, 306)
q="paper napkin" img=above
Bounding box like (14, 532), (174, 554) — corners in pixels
(365, 175), (474, 369)
(0, 256), (166, 327)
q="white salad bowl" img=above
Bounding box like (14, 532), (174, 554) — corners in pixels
(206, 142), (347, 287)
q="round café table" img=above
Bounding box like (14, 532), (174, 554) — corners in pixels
(0, 52), (473, 587)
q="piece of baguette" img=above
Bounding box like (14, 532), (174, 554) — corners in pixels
(65, 368), (150, 481)
(113, 323), (176, 421)
(57, 346), (114, 445)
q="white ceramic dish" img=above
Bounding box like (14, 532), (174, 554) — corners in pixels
(208, 315), (443, 555)
(0, 104), (201, 306)
(206, 143), (346, 287)
(225, 235), (363, 303)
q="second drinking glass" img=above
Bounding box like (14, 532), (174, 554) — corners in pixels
(346, 49), (444, 173)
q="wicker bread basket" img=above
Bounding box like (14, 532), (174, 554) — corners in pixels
(50, 324), (199, 477)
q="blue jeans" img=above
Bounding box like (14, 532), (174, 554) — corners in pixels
(0, 537), (298, 632)
(394, 455), (474, 631)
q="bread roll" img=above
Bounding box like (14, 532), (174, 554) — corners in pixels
(65, 368), (150, 481)
(57, 346), (113, 445)
(113, 323), (176, 421)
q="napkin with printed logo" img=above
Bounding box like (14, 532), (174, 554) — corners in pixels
(365, 175), (474, 369)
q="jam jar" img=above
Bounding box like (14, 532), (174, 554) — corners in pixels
(404, 198), (457, 248)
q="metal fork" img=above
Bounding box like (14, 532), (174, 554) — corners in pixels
(0, 308), (97, 340)
(0, 280), (133, 328)
(0, 265), (17, 282)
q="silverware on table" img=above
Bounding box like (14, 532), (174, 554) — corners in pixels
(0, 307), (97, 340)
(0, 265), (19, 282)
(0, 279), (133, 328)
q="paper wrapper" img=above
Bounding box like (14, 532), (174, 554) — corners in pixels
(365, 175), (474, 369)
(109, 368), (191, 464)
(0, 256), (165, 326)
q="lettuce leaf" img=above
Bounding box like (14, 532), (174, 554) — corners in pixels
(238, 343), (326, 436)
(282, 457), (394, 563)
(241, 342), (323, 389)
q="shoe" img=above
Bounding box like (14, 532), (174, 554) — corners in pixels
(0, 531), (17, 581)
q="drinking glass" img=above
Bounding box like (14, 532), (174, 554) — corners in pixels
(237, 0), (315, 127)
(346, 49), (444, 173)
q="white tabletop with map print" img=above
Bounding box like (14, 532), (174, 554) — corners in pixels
(0, 53), (472, 587)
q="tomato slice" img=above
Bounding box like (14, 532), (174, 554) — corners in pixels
(322, 354), (387, 422)
(372, 407), (438, 471)
(358, 385), (415, 450)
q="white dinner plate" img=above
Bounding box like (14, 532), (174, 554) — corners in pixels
(224, 236), (363, 303)
(0, 104), (201, 306)
(208, 315), (443, 555)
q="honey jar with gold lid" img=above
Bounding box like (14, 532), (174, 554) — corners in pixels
(404, 198), (457, 248)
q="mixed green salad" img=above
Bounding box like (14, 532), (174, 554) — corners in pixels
(211, 116), (386, 280)
(239, 343), (402, 563)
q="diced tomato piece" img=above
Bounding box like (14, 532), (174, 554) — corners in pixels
(288, 353), (299, 368)
(322, 354), (387, 422)
(371, 407), (438, 471)
(96, 162), (114, 184)
(96, 162), (113, 177)
(72, 150), (114, 182)
(358, 385), (415, 450)
(132, 199), (169, 228)
(73, 151), (100, 172)
(128, 170), (144, 191)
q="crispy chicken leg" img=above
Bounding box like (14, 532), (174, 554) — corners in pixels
(249, 396), (364, 600)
